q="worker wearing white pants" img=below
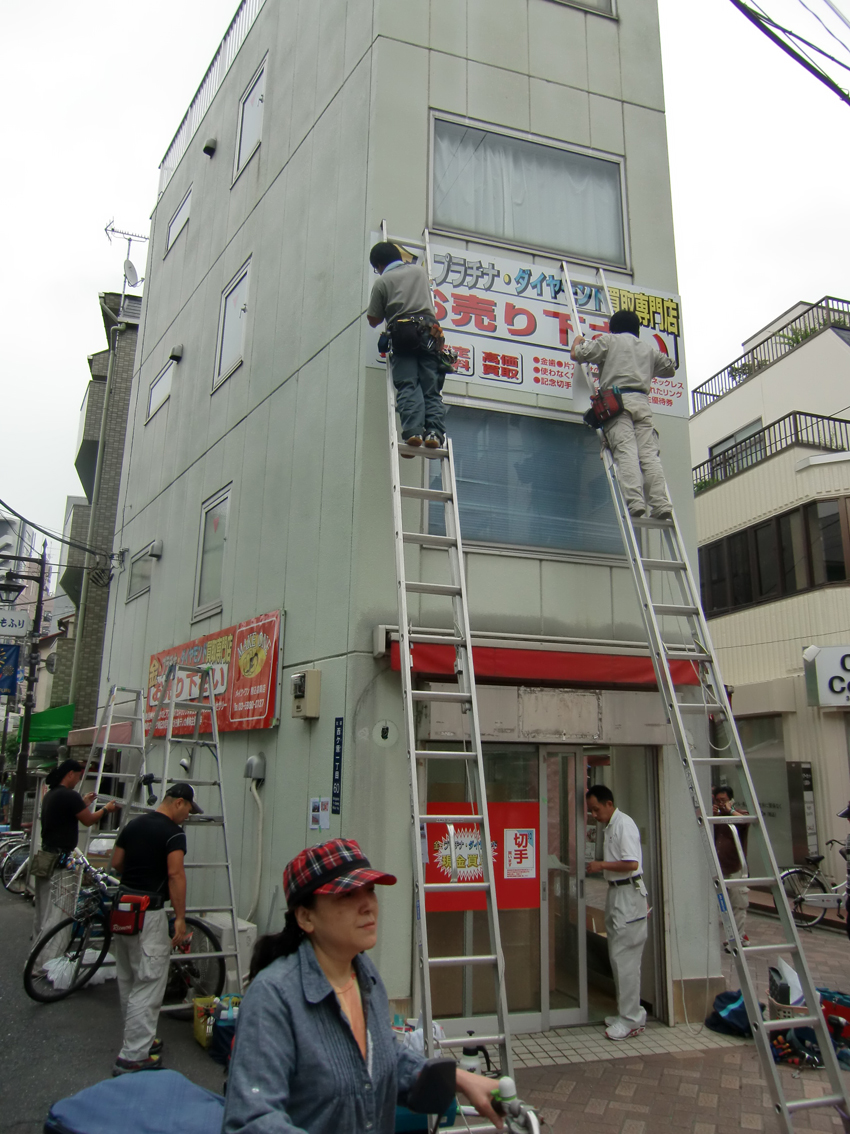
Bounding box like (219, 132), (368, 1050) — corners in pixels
(587, 785), (649, 1041)
(114, 909), (171, 1061)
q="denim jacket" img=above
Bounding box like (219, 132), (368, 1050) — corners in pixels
(222, 939), (426, 1134)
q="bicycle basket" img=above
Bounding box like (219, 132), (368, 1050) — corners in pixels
(51, 868), (100, 919)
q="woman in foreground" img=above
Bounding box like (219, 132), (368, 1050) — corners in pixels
(223, 838), (502, 1134)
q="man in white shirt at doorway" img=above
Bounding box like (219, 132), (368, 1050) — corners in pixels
(586, 784), (649, 1041)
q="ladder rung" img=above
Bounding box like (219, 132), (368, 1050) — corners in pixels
(653, 603), (699, 617)
(166, 737), (214, 745)
(641, 558), (686, 571)
(705, 815), (758, 825)
(692, 758), (742, 766)
(406, 582), (462, 597)
(173, 700), (212, 712)
(402, 532), (458, 549)
(424, 883), (491, 893)
(429, 954), (497, 968)
(185, 815), (224, 825)
(438, 1035), (505, 1048)
(412, 690), (471, 703)
(171, 950), (239, 961)
(786, 1095), (847, 1113)
(743, 942), (799, 955)
(398, 443), (449, 459)
(400, 486), (453, 502)
(408, 633), (464, 646)
(423, 813), (483, 825)
(666, 650), (711, 661)
(84, 772), (139, 780)
(165, 778), (220, 787)
(632, 516), (674, 528)
(762, 1014), (819, 1030)
(414, 750), (478, 760)
(726, 876), (774, 887)
(677, 702), (726, 714)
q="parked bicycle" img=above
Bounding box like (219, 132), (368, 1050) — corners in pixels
(23, 850), (226, 1006)
(773, 838), (847, 927)
(1, 830), (31, 895)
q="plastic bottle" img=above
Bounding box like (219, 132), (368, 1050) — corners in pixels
(459, 1031), (483, 1075)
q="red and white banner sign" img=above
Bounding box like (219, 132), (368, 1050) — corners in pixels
(146, 611), (281, 735)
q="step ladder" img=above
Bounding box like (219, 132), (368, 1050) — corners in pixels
(563, 260), (850, 1133)
(119, 663), (244, 997)
(379, 222), (513, 1087)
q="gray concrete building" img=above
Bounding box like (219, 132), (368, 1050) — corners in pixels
(102, 0), (722, 1035)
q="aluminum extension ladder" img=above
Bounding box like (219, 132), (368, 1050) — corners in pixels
(380, 222), (513, 1088)
(118, 663), (244, 996)
(567, 296), (850, 1131)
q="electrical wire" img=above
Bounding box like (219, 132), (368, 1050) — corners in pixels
(0, 498), (112, 564)
(796, 0), (850, 58)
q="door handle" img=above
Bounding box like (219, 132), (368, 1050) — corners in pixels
(541, 879), (547, 901)
(579, 879), (584, 899)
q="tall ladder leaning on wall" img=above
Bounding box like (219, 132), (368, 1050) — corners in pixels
(379, 221), (513, 1091)
(114, 663), (244, 998)
(561, 259), (850, 1134)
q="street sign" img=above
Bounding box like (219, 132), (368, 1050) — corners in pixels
(0, 609), (31, 637)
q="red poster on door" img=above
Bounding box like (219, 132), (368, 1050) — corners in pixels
(424, 801), (539, 912)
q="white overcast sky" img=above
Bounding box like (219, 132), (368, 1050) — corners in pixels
(2, 0), (849, 566)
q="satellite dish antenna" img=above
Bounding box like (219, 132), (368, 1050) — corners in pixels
(124, 260), (139, 287)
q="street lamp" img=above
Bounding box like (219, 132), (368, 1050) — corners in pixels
(0, 571), (26, 602)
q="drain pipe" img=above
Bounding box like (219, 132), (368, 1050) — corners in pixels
(68, 301), (126, 716)
(244, 753), (266, 923)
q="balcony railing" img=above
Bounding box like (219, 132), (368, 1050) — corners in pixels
(158, 0), (267, 196)
(693, 411), (850, 494)
(691, 297), (850, 413)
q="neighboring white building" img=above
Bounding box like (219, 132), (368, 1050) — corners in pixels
(690, 297), (850, 882)
(97, 0), (723, 1033)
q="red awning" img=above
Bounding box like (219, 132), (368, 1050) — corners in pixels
(67, 721), (136, 748)
(389, 642), (700, 688)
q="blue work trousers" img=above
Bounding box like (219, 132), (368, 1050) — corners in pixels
(390, 350), (446, 438)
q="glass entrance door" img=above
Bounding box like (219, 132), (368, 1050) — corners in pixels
(541, 749), (587, 1028)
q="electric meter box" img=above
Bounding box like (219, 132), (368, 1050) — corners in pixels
(291, 670), (321, 718)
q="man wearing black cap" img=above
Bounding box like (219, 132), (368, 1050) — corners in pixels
(109, 782), (200, 1075)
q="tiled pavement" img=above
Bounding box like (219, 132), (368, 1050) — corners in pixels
(508, 912), (850, 1131)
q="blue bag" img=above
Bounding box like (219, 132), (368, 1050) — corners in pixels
(45, 1070), (224, 1134)
(705, 990), (760, 1037)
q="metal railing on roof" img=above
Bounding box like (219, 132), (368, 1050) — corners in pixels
(157, 0), (267, 197)
(693, 411), (850, 494)
(691, 297), (850, 413)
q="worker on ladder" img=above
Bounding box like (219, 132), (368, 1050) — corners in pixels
(367, 241), (449, 452)
(571, 309), (676, 520)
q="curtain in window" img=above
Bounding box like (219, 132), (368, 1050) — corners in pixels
(433, 121), (625, 265)
(429, 408), (620, 554)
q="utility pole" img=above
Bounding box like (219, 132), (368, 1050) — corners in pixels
(9, 541), (47, 830)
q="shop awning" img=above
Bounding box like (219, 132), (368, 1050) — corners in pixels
(18, 703), (76, 742)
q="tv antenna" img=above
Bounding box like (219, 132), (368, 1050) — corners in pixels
(104, 219), (149, 297)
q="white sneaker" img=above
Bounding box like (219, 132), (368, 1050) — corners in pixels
(606, 1020), (645, 1041)
(604, 1015), (619, 1027)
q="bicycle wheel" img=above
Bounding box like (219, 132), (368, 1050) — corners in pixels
(162, 916), (226, 1011)
(775, 869), (828, 928)
(23, 913), (112, 1002)
(2, 845), (29, 893)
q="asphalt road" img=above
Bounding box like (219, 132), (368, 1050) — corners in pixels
(0, 889), (223, 1133)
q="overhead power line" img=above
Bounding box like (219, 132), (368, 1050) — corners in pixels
(729, 0), (850, 106)
(0, 497), (112, 565)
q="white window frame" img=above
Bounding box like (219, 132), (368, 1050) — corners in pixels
(126, 544), (155, 602)
(192, 485), (231, 621)
(146, 360), (174, 422)
(233, 56), (267, 182)
(547, 0), (617, 17)
(165, 186), (192, 254)
(213, 258), (251, 391)
(428, 112), (630, 270)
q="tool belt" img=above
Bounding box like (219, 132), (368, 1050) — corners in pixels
(583, 387), (624, 431)
(389, 314), (444, 355)
(609, 873), (643, 887)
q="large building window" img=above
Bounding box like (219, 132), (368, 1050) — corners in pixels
(429, 407), (620, 554)
(699, 498), (850, 616)
(214, 260), (251, 389)
(431, 118), (626, 265)
(235, 60), (266, 177)
(194, 487), (230, 619)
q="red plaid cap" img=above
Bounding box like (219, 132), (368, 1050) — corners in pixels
(283, 838), (396, 908)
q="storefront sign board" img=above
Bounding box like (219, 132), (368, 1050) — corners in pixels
(803, 644), (850, 707)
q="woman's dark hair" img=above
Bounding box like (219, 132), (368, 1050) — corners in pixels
(46, 759), (83, 790)
(609, 309), (641, 337)
(249, 895), (316, 982)
(369, 241), (403, 271)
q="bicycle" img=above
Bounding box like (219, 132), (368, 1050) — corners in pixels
(1, 841), (30, 894)
(23, 850), (226, 1006)
(772, 838), (847, 927)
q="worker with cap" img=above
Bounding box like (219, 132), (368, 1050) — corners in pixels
(839, 801), (850, 941)
(109, 782), (199, 1075)
(224, 837), (503, 1134)
(586, 784), (649, 1040)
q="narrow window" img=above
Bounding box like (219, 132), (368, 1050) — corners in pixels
(704, 541), (728, 613)
(235, 63), (266, 176)
(432, 118), (626, 265)
(214, 261), (251, 388)
(779, 510), (808, 593)
(807, 500), (847, 584)
(194, 489), (230, 618)
(127, 546), (154, 601)
(147, 361), (174, 421)
(728, 531), (753, 608)
(166, 187), (192, 252)
(754, 521), (780, 600)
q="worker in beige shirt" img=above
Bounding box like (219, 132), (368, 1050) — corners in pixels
(571, 308), (676, 518)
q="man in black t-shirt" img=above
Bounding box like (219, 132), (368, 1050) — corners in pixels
(109, 782), (198, 1076)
